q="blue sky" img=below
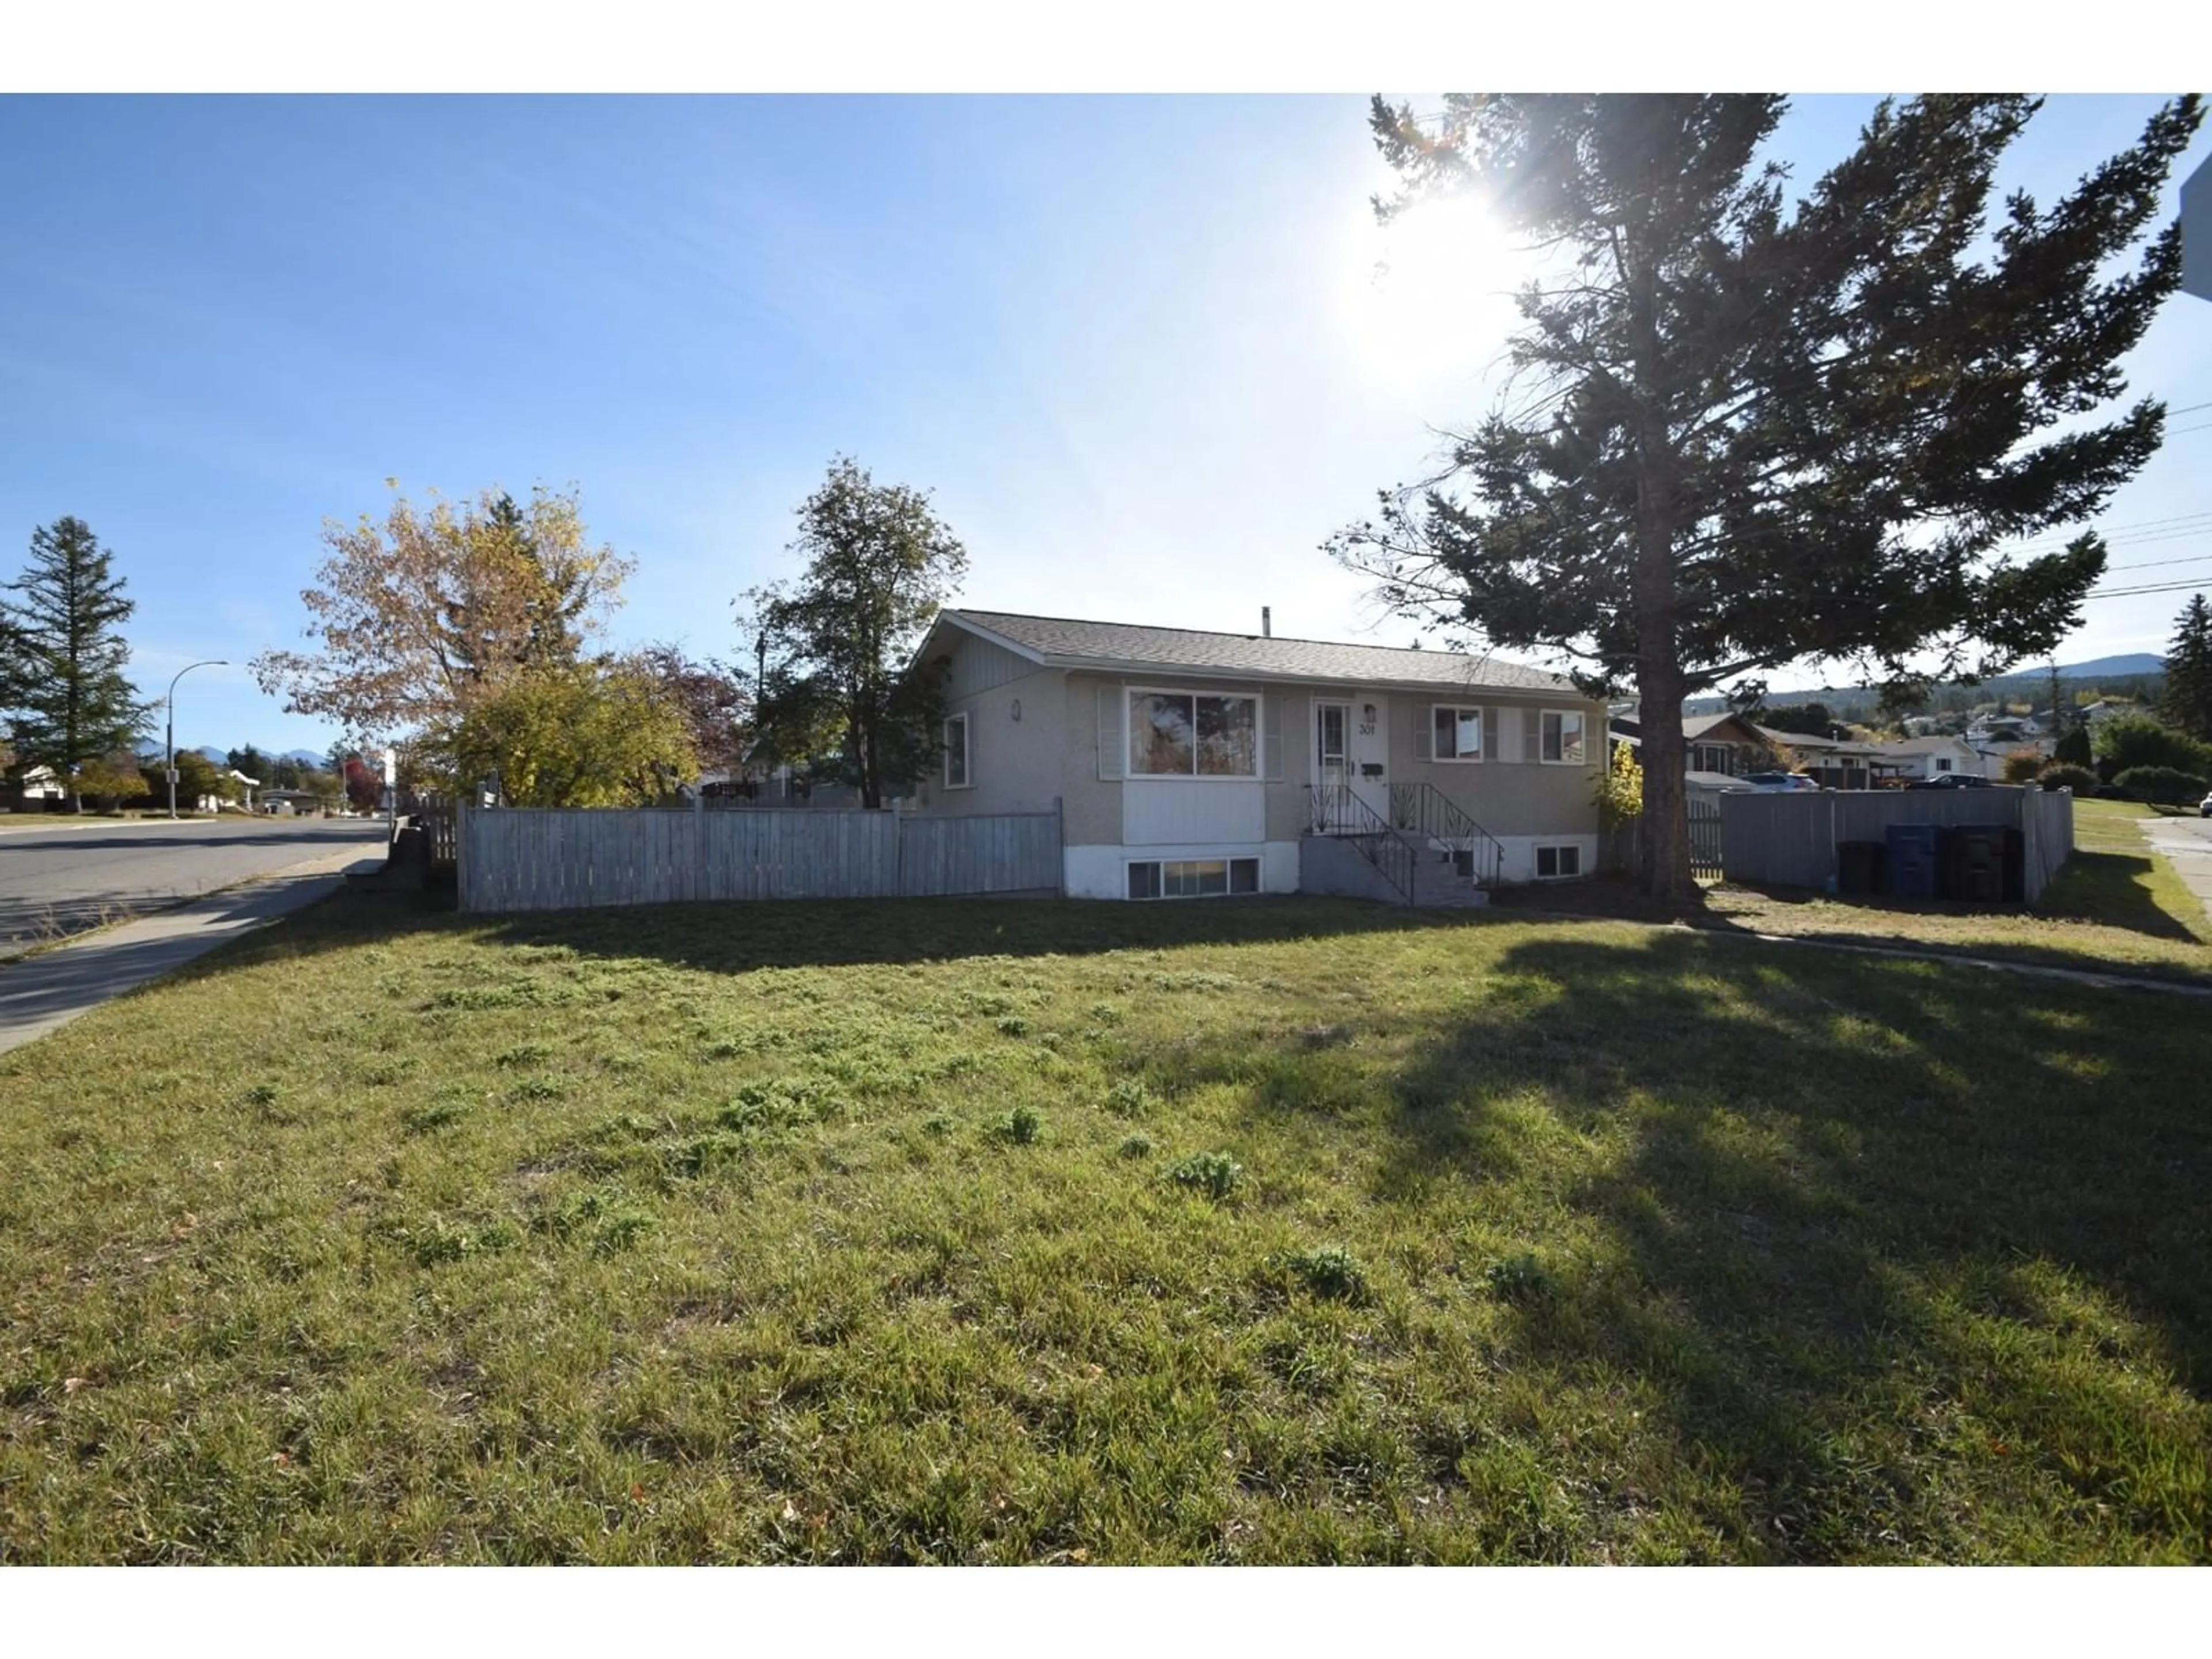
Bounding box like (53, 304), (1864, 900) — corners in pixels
(2, 93), (2208, 755)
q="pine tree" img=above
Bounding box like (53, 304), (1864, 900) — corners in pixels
(4, 518), (149, 806)
(2161, 592), (2212, 742)
(1331, 94), (2202, 901)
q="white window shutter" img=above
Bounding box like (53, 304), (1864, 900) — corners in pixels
(1522, 707), (1542, 763)
(1097, 684), (1123, 781)
(1262, 694), (1284, 781)
(1492, 707), (1513, 764)
(1415, 706), (1434, 762)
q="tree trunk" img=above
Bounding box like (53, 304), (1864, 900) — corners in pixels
(1634, 659), (1696, 903)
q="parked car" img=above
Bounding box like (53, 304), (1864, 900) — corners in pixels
(1743, 771), (1820, 793)
(1906, 774), (1993, 790)
(2200, 788), (2212, 819)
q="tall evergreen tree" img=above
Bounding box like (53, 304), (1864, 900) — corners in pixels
(2161, 592), (2212, 742)
(1330, 94), (2202, 900)
(4, 517), (149, 806)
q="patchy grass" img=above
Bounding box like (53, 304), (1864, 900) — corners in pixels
(1521, 797), (2211, 986)
(1, 891), (2208, 1563)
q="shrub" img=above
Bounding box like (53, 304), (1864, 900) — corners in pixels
(2111, 766), (2208, 806)
(1166, 1150), (1243, 1199)
(2094, 714), (2212, 778)
(2055, 725), (2093, 768)
(2000, 748), (2045, 784)
(1118, 1133), (1154, 1159)
(2037, 763), (2098, 793)
(995, 1104), (1041, 1145)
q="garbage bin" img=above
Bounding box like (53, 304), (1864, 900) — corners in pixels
(1941, 824), (2009, 903)
(1836, 839), (1886, 896)
(1884, 823), (1940, 899)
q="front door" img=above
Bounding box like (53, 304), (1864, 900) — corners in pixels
(1315, 696), (1389, 829)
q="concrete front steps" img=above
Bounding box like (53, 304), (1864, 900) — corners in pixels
(1299, 831), (1490, 908)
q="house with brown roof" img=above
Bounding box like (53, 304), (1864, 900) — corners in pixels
(903, 609), (1608, 903)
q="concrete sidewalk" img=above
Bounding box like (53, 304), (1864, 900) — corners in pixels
(0, 847), (384, 1055)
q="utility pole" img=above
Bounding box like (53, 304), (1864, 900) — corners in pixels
(165, 660), (228, 819)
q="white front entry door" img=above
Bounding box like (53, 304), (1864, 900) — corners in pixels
(1315, 696), (1389, 828)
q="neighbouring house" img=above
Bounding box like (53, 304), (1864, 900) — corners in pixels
(1609, 708), (1777, 779)
(2, 764), (67, 809)
(1859, 734), (1983, 782)
(260, 787), (327, 816)
(903, 609), (1608, 900)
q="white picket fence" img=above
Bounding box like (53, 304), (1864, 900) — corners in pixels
(457, 804), (1062, 913)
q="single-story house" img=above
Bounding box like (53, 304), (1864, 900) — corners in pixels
(1609, 708), (1776, 778)
(1859, 734), (1982, 782)
(903, 609), (1607, 900)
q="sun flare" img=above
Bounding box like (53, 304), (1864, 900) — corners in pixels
(1343, 193), (1528, 390)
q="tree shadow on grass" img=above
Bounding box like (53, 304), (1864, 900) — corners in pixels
(168, 885), (1529, 983)
(1188, 929), (2212, 1558)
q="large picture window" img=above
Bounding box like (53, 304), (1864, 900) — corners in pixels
(1128, 690), (1257, 777)
(1431, 706), (1483, 762)
(1540, 710), (1587, 764)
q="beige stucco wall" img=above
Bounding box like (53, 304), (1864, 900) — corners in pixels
(914, 648), (1604, 847)
(1382, 690), (1606, 839)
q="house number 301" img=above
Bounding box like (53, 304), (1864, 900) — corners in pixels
(1358, 718), (1376, 736)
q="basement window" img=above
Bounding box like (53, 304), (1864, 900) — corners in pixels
(1127, 857), (1260, 899)
(1534, 844), (1582, 880)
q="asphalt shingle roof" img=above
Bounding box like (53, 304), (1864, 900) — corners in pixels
(944, 609), (1576, 696)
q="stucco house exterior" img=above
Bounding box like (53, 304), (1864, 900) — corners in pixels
(903, 609), (1607, 902)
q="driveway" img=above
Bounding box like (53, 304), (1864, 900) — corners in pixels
(0, 816), (390, 951)
(2137, 810), (2212, 927)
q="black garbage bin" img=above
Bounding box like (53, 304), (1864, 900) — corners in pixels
(1941, 824), (2010, 904)
(1836, 840), (1886, 896)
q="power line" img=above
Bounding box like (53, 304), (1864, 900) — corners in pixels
(2082, 578), (2212, 600)
(2108, 551), (2212, 573)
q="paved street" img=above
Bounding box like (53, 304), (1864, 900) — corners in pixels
(2137, 810), (2212, 929)
(0, 816), (389, 951)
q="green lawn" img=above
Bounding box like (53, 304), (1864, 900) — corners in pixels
(1517, 796), (2212, 986)
(2, 892), (2207, 1563)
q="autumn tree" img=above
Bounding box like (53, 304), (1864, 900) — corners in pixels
(75, 748), (151, 809)
(1330, 94), (2203, 900)
(629, 644), (749, 779)
(2160, 592), (2212, 743)
(252, 484), (633, 749)
(445, 660), (696, 808)
(2, 517), (150, 808)
(738, 457), (966, 809)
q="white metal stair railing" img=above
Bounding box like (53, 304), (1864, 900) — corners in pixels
(1306, 784), (1416, 904)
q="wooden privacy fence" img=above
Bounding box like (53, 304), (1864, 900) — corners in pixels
(457, 804), (1063, 913)
(1718, 786), (2075, 903)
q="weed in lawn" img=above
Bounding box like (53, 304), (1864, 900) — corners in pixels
(995, 1105), (1043, 1145)
(1166, 1150), (1243, 1200)
(402, 1100), (467, 1135)
(496, 1043), (553, 1069)
(1105, 1079), (1152, 1118)
(1486, 1253), (1557, 1304)
(1118, 1134), (1154, 1160)
(995, 1016), (1032, 1037)
(1285, 1246), (1369, 1303)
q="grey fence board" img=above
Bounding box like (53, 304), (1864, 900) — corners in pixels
(1717, 787), (2077, 902)
(459, 805), (1061, 914)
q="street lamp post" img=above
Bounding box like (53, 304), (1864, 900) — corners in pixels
(165, 660), (228, 820)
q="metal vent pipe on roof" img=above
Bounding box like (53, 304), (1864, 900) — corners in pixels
(1262, 606), (1272, 638)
